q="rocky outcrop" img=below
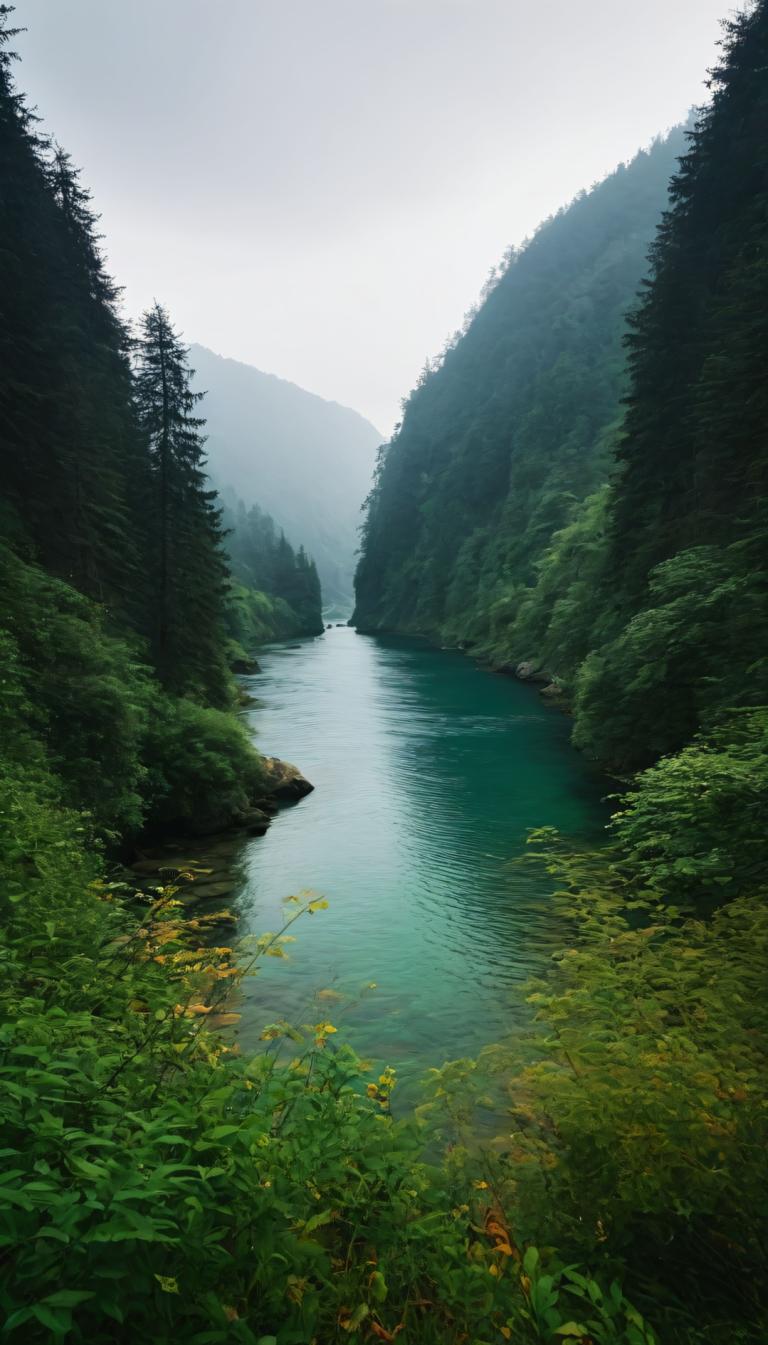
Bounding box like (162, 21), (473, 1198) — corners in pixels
(231, 655), (261, 674)
(231, 806), (271, 835)
(539, 681), (565, 702)
(514, 660), (550, 683)
(259, 756), (315, 804)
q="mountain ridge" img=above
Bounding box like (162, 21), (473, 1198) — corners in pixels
(189, 342), (382, 613)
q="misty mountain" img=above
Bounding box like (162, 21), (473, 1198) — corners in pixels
(353, 128), (688, 640)
(189, 345), (382, 612)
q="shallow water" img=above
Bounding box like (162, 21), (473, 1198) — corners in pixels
(226, 628), (608, 1085)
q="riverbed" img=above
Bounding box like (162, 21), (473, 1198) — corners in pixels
(221, 628), (608, 1085)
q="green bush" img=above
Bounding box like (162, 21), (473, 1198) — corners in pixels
(611, 709), (768, 902)
(144, 694), (266, 834)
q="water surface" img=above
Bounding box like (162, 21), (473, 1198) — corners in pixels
(228, 629), (607, 1082)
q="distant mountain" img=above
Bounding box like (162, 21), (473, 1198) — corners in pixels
(189, 345), (382, 613)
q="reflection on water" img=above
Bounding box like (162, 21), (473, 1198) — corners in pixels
(229, 629), (607, 1082)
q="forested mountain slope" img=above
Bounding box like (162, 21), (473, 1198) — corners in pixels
(190, 344), (382, 613)
(221, 491), (324, 647)
(353, 127), (687, 642)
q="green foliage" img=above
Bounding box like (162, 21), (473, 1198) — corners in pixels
(221, 494), (324, 640)
(572, 538), (768, 768)
(610, 709), (768, 901)
(0, 772), (656, 1345)
(0, 543), (264, 838)
(0, 543), (149, 834)
(143, 695), (266, 834)
(223, 582), (302, 651)
(492, 485), (612, 676)
(426, 805), (768, 1342)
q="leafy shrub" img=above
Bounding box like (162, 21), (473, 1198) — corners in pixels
(143, 694), (266, 834)
(611, 708), (768, 902)
(0, 544), (149, 834)
(572, 542), (768, 769)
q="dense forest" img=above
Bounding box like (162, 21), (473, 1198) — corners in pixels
(222, 492), (324, 648)
(2, 2), (767, 1343)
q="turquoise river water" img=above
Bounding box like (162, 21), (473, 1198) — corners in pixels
(226, 628), (608, 1087)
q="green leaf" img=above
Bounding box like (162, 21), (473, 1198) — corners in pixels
(2, 1308), (33, 1334)
(42, 1290), (96, 1308)
(523, 1245), (539, 1276)
(32, 1304), (72, 1333)
(302, 1208), (334, 1234)
(369, 1270), (387, 1303)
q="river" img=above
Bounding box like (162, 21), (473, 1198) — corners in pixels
(218, 627), (608, 1089)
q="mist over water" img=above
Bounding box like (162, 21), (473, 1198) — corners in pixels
(230, 629), (608, 1083)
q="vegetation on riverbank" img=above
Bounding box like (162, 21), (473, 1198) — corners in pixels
(426, 713), (768, 1341)
(1, 774), (663, 1344)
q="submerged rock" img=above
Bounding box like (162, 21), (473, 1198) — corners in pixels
(259, 756), (315, 803)
(188, 879), (236, 899)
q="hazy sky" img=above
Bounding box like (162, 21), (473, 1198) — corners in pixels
(18, 0), (732, 434)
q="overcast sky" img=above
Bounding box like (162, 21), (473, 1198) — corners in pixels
(18, 0), (732, 435)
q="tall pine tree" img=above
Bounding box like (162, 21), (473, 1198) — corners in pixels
(134, 304), (230, 705)
(0, 6), (144, 612)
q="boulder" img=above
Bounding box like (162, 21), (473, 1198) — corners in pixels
(539, 681), (563, 699)
(231, 656), (261, 674)
(260, 756), (315, 803)
(515, 660), (549, 684)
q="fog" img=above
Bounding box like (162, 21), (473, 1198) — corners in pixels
(18, 0), (730, 431)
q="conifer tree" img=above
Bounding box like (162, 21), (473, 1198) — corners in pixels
(0, 6), (144, 612)
(134, 304), (230, 705)
(610, 1), (768, 597)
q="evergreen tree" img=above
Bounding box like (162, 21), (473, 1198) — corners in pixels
(568, 1), (768, 767)
(134, 304), (230, 705)
(0, 8), (144, 612)
(611, 2), (768, 592)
